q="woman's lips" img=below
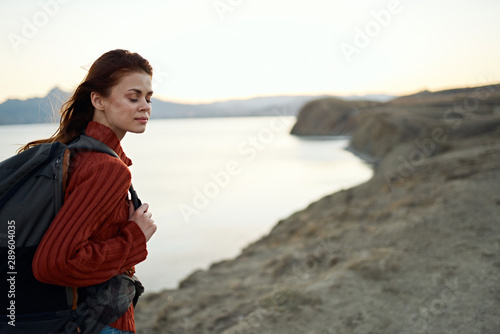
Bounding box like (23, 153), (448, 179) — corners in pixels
(135, 117), (148, 124)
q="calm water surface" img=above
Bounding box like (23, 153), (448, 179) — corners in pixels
(0, 117), (373, 291)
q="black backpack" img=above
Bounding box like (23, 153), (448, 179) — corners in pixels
(0, 135), (142, 333)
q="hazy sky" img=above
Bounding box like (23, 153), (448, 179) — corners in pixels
(1, 0), (499, 104)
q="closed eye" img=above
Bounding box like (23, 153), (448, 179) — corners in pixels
(129, 97), (152, 104)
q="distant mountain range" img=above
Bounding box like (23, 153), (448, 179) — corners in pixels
(0, 88), (395, 125)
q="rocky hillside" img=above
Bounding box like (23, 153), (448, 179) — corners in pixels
(135, 84), (500, 334)
(289, 98), (381, 136)
(292, 84), (500, 158)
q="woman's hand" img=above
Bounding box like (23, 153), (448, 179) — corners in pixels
(129, 201), (157, 242)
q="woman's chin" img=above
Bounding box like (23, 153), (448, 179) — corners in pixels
(128, 126), (147, 134)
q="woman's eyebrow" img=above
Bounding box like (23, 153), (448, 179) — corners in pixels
(128, 88), (154, 95)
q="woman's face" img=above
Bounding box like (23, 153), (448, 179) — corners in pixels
(93, 71), (153, 140)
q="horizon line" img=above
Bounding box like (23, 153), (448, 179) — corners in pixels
(2, 81), (500, 105)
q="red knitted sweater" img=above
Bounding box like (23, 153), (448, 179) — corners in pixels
(32, 121), (148, 332)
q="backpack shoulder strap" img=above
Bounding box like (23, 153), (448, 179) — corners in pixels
(67, 134), (119, 158)
(67, 135), (142, 210)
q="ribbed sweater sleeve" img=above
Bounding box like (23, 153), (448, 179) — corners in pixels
(32, 154), (148, 287)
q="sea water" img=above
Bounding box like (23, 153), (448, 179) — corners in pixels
(0, 117), (373, 291)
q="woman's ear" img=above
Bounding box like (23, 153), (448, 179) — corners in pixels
(90, 92), (105, 111)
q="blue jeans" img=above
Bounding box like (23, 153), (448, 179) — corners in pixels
(99, 325), (134, 334)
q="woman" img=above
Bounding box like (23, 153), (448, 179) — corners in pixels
(26, 49), (157, 333)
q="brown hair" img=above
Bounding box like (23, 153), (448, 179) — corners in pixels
(19, 49), (153, 152)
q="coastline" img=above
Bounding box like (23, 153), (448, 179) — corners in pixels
(135, 84), (500, 333)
